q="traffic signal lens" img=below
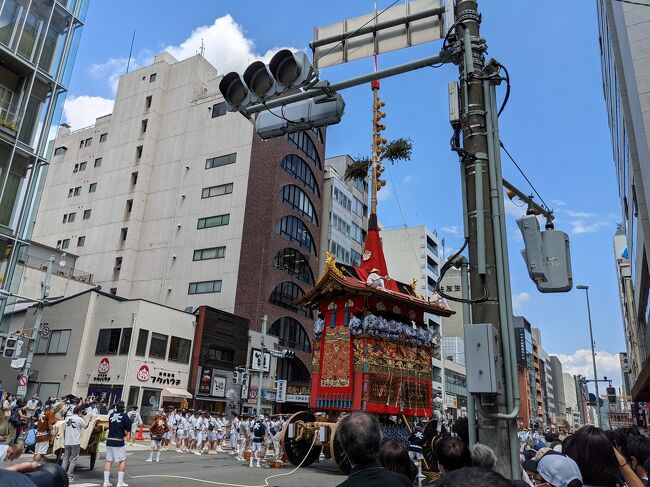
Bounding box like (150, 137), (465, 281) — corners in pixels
(270, 50), (300, 85)
(219, 72), (248, 106)
(244, 61), (274, 97)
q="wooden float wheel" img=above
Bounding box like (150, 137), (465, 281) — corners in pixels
(280, 411), (322, 467)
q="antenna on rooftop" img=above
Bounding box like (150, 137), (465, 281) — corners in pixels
(199, 38), (205, 58)
(125, 30), (135, 74)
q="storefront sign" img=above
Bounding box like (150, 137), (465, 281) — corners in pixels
(211, 375), (226, 398)
(261, 390), (275, 401)
(445, 393), (458, 409)
(151, 371), (181, 385)
(137, 364), (150, 382)
(240, 374), (249, 400)
(92, 373), (111, 383)
(286, 394), (309, 404)
(251, 349), (271, 372)
(98, 358), (110, 373)
(276, 380), (287, 403)
(199, 368), (212, 394)
(285, 384), (309, 403)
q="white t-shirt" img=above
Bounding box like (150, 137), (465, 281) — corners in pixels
(25, 399), (39, 416)
(64, 414), (87, 446)
(0, 444), (9, 461)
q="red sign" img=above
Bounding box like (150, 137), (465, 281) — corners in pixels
(248, 387), (258, 400)
(18, 375), (28, 387)
(98, 357), (110, 373)
(136, 364), (150, 382)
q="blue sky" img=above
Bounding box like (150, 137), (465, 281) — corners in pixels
(64, 1), (625, 387)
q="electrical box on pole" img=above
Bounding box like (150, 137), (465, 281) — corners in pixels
(464, 324), (499, 394)
(516, 214), (573, 293)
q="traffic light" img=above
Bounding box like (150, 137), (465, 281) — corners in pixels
(233, 371), (240, 384)
(282, 350), (296, 359)
(516, 214), (573, 293)
(2, 337), (17, 358)
(606, 386), (617, 404)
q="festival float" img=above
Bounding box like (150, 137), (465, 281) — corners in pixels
(281, 75), (454, 474)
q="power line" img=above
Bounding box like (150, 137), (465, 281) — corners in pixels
(499, 141), (551, 211)
(612, 0), (650, 6)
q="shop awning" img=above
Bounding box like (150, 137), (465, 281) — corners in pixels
(162, 387), (193, 399)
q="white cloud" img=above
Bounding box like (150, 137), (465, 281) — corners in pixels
(552, 199), (567, 207)
(403, 175), (413, 183)
(377, 183), (391, 202)
(505, 198), (527, 218)
(63, 95), (114, 130)
(570, 220), (613, 234)
(441, 225), (461, 236)
(563, 209), (598, 219)
(89, 57), (137, 94)
(553, 349), (622, 388)
(512, 291), (530, 311)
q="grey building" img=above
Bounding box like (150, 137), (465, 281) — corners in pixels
(550, 356), (567, 422)
(0, 0), (87, 329)
(597, 1), (650, 400)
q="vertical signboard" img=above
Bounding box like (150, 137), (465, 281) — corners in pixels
(276, 380), (287, 403)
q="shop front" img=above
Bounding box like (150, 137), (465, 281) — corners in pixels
(276, 383), (310, 414)
(130, 364), (192, 423)
(86, 357), (123, 406)
(192, 366), (234, 413)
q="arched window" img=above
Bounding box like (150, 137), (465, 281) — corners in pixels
(275, 215), (316, 255)
(279, 185), (317, 224)
(288, 131), (322, 169)
(311, 127), (323, 143)
(269, 282), (312, 318)
(272, 248), (314, 285)
(281, 154), (320, 196)
(269, 317), (312, 353)
(276, 356), (311, 382)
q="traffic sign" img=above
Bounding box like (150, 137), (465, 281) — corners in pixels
(16, 385), (27, 397)
(40, 324), (50, 338)
(18, 375), (28, 387)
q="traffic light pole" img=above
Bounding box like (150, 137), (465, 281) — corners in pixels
(255, 315), (268, 416)
(455, 0), (520, 479)
(21, 255), (53, 392)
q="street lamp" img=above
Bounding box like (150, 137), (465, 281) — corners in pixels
(576, 285), (601, 427)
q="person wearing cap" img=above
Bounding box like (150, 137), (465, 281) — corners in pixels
(366, 268), (386, 290)
(250, 415), (266, 468)
(33, 403), (57, 462)
(522, 450), (583, 487)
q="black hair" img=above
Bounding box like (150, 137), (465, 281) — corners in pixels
(379, 440), (416, 483)
(452, 417), (469, 445)
(622, 435), (650, 470)
(434, 436), (472, 472)
(335, 412), (382, 466)
(435, 467), (512, 487)
(564, 426), (618, 487)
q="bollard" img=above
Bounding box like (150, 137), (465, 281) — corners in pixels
(136, 424), (144, 441)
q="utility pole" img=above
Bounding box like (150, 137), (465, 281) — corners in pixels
(21, 255), (54, 389)
(456, 0), (519, 478)
(576, 285), (601, 427)
(255, 315), (268, 416)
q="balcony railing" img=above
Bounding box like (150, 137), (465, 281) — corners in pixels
(19, 254), (93, 284)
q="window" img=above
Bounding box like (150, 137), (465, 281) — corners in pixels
(331, 240), (350, 264)
(149, 332), (168, 359)
(288, 131), (321, 169)
(333, 213), (351, 237)
(68, 188), (73, 197)
(352, 197), (367, 217)
(62, 214), (67, 223)
(188, 280), (222, 294)
(125, 199), (133, 214)
(149, 73), (157, 82)
(74, 186), (81, 196)
(145, 95), (152, 110)
(77, 236), (85, 247)
(168, 336), (191, 363)
(140, 119), (148, 134)
(79, 140), (84, 148)
(119, 328), (132, 355)
(201, 183), (233, 199)
(99, 133), (108, 143)
(79, 161), (87, 171)
(131, 172), (138, 187)
(136, 329), (149, 356)
(205, 153), (236, 169)
(136, 146), (143, 159)
(333, 187), (352, 212)
(351, 249), (362, 266)
(47, 330), (71, 354)
(351, 222), (365, 244)
(96, 328), (122, 354)
(94, 157), (102, 168)
(268, 282), (311, 317)
(272, 248), (314, 285)
(56, 240), (61, 249)
(120, 227), (128, 242)
(269, 317), (312, 353)
(89, 183), (97, 193)
(109, 287), (117, 295)
(311, 127), (323, 143)
(54, 146), (67, 156)
(83, 209), (92, 220)
(113, 257), (122, 280)
(85, 137), (92, 147)
(68, 212), (75, 222)
(193, 246), (226, 261)
(281, 154), (319, 196)
(280, 185), (317, 223)
(73, 163), (78, 172)
(197, 214), (230, 229)
(211, 102), (226, 118)
(275, 216), (316, 254)
(61, 239), (69, 249)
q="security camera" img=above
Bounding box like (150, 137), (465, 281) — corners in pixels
(177, 224), (182, 228)
(172, 254), (177, 260)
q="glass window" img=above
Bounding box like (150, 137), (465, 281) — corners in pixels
(38, 5), (69, 76)
(119, 328), (132, 355)
(193, 246), (226, 261)
(197, 214), (229, 229)
(34, 335), (49, 354)
(148, 332), (168, 359)
(99, 133), (107, 143)
(73, 186), (80, 196)
(54, 146), (67, 156)
(83, 209), (91, 219)
(140, 119), (147, 133)
(269, 317), (312, 353)
(0, 144), (32, 230)
(201, 182), (233, 199)
(89, 182), (96, 193)
(333, 187), (352, 212)
(281, 154), (319, 196)
(188, 280), (222, 294)
(272, 248), (314, 285)
(268, 282), (311, 317)
(135, 329), (148, 356)
(67, 212), (75, 222)
(0, 0), (29, 50)
(211, 102), (226, 118)
(149, 73), (156, 82)
(96, 328), (121, 354)
(275, 215), (316, 255)
(288, 131), (321, 169)
(17, 0), (51, 62)
(47, 329), (70, 354)
(77, 235), (85, 246)
(280, 185), (317, 223)
(79, 161), (86, 171)
(61, 238), (69, 249)
(311, 127), (323, 143)
(94, 157), (102, 167)
(85, 137), (92, 146)
(207, 346), (234, 367)
(168, 336), (191, 363)
(205, 153), (236, 169)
